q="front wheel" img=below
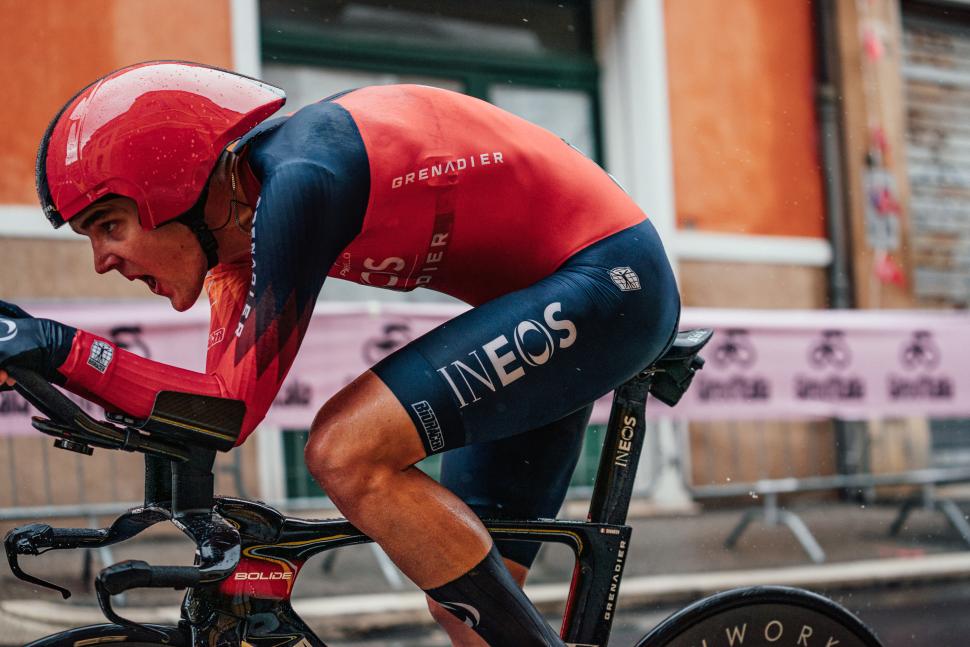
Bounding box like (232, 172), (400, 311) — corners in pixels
(25, 623), (186, 646)
(636, 586), (882, 647)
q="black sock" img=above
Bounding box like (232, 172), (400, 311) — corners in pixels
(425, 544), (565, 646)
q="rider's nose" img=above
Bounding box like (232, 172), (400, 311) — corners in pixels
(94, 251), (121, 275)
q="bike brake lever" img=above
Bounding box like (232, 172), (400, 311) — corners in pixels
(4, 524), (71, 599)
(94, 578), (177, 643)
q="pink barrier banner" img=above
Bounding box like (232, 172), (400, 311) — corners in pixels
(678, 309), (970, 421)
(1, 303), (968, 436)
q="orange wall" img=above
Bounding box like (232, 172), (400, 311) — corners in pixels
(0, 0), (232, 204)
(665, 0), (826, 238)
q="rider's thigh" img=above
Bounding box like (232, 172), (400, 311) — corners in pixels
(371, 218), (680, 456)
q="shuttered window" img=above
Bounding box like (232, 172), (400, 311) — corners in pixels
(903, 9), (970, 305)
(903, 4), (970, 464)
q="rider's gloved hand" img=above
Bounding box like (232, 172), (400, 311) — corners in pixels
(0, 301), (40, 390)
(0, 299), (34, 320)
(0, 315), (76, 389)
(0, 301), (35, 391)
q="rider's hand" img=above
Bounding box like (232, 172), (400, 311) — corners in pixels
(0, 300), (33, 320)
(0, 316), (76, 386)
(0, 301), (37, 390)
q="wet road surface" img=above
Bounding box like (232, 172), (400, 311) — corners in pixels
(333, 580), (970, 646)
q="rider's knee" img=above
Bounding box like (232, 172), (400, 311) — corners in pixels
(304, 411), (359, 488)
(304, 407), (395, 505)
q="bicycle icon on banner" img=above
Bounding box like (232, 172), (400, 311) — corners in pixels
(900, 330), (940, 371)
(711, 329), (757, 369)
(809, 330), (851, 370)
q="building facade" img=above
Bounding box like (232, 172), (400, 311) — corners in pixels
(0, 0), (965, 504)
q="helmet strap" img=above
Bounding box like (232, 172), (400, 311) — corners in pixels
(175, 181), (220, 271)
(230, 160), (253, 233)
(210, 153), (252, 234)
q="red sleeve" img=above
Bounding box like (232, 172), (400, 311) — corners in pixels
(56, 160), (343, 444)
(56, 267), (292, 446)
(57, 328), (235, 433)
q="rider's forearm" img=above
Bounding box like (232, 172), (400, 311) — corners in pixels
(55, 329), (250, 435)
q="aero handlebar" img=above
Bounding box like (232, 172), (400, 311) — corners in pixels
(3, 366), (245, 637)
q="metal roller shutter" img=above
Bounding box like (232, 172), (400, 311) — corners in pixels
(903, 11), (970, 305)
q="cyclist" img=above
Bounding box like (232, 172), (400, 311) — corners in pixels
(0, 61), (680, 646)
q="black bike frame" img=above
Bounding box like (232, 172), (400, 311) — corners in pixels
(121, 371), (652, 646)
(9, 331), (711, 647)
(21, 371), (651, 646)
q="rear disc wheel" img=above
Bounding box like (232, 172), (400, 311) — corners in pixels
(635, 586), (883, 647)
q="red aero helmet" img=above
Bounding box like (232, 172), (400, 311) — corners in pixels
(37, 61), (286, 229)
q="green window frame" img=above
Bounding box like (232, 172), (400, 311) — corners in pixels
(260, 1), (604, 163)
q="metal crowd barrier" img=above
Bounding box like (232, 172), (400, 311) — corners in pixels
(680, 418), (970, 563)
(0, 437), (249, 519)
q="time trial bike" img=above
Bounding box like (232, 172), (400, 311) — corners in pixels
(3, 329), (884, 646)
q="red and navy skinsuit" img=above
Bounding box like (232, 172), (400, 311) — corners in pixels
(55, 85), (680, 565)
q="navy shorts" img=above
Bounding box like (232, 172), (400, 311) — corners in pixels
(373, 218), (680, 566)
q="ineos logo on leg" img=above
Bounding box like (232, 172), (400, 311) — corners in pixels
(513, 319), (555, 366)
(436, 302), (577, 408)
(0, 319), (17, 342)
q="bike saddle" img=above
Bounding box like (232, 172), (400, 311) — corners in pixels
(657, 329), (713, 362)
(648, 329), (713, 407)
